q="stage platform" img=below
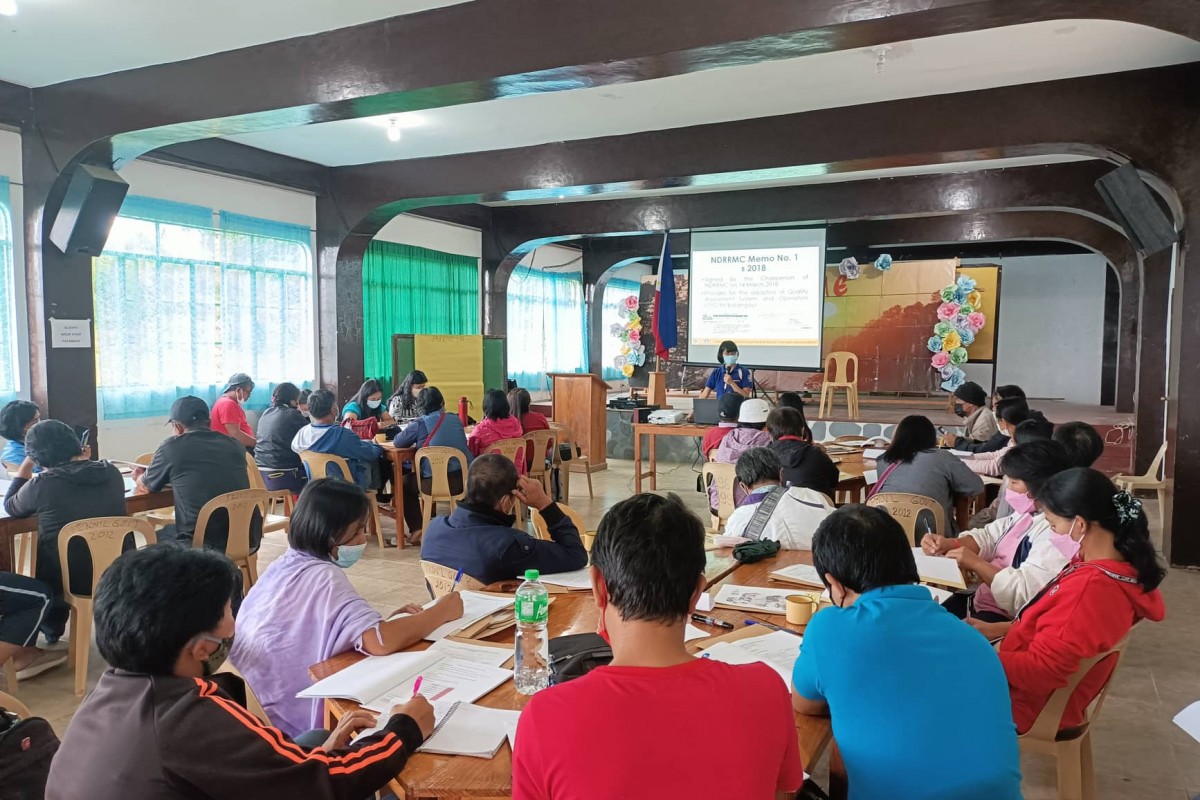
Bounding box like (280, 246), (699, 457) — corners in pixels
(602, 393), (1134, 475)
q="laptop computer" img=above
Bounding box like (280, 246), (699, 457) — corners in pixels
(692, 398), (720, 425)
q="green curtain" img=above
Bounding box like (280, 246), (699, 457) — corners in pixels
(363, 241), (480, 390)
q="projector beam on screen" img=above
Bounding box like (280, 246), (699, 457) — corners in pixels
(688, 229), (827, 371)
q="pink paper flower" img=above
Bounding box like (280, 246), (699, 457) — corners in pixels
(628, 329), (641, 342)
(936, 302), (960, 322)
(623, 295), (639, 310)
(931, 352), (951, 369)
(967, 311), (986, 332)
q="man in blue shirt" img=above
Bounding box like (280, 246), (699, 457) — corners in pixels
(792, 505), (1022, 800)
(291, 389), (383, 489)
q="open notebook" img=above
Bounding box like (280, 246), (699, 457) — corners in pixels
(391, 591), (514, 641)
(419, 702), (521, 759)
(768, 563), (823, 588)
(911, 548), (968, 589)
(299, 639), (512, 713)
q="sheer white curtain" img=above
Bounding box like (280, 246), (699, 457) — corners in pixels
(506, 268), (586, 391)
(0, 177), (17, 404)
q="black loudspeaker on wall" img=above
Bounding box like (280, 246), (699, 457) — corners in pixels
(48, 164), (130, 256)
(1095, 163), (1178, 257)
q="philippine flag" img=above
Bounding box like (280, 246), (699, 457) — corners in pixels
(653, 232), (677, 360)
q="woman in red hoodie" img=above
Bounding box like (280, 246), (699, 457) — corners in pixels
(971, 467), (1166, 733)
(467, 389), (527, 465)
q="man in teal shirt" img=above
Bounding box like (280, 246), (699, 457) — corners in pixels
(792, 505), (1022, 800)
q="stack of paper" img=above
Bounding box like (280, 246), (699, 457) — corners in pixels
(713, 585), (795, 616)
(768, 563), (823, 588)
(299, 640), (513, 713)
(534, 568), (592, 591)
(701, 631), (802, 683)
(392, 591), (514, 641)
(863, 448), (887, 461)
(419, 702), (521, 759)
(910, 548), (967, 589)
(949, 449), (976, 458)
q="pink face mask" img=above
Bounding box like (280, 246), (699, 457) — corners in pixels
(1005, 487), (1036, 516)
(1049, 518), (1082, 560)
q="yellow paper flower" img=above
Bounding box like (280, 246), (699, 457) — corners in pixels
(967, 290), (982, 308)
(621, 363), (635, 377)
(620, 345), (630, 355)
(942, 331), (962, 350)
(626, 315), (641, 329)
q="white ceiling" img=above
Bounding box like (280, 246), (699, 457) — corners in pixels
(480, 155), (1095, 207)
(225, 20), (1200, 167)
(0, 0), (472, 86)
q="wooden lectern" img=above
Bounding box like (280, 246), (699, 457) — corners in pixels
(647, 371), (668, 408)
(548, 372), (608, 471)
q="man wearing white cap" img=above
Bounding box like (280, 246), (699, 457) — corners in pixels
(213, 372), (257, 448)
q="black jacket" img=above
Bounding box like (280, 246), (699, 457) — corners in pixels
(953, 431), (1010, 454)
(254, 405), (307, 470)
(773, 439), (840, 499)
(421, 502), (587, 585)
(4, 459), (126, 597)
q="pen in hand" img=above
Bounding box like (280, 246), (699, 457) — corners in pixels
(452, 568), (464, 591)
(412, 675), (423, 698)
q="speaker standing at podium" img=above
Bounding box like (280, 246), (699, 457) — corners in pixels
(698, 340), (754, 400)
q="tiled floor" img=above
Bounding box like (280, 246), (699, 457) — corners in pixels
(7, 458), (1198, 798)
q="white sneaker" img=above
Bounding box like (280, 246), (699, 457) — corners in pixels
(16, 652), (68, 680)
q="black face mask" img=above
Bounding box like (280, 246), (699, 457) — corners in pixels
(953, 403), (967, 418)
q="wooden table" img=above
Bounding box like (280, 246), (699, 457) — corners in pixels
(308, 547), (834, 800)
(632, 422), (710, 493)
(0, 487), (175, 572)
(378, 443), (418, 539)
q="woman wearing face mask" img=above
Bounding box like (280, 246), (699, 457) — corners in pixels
(252, 382), (309, 494)
(922, 440), (1073, 622)
(230, 479), (463, 737)
(342, 378), (395, 427)
(978, 468), (1166, 734)
(387, 370), (428, 421)
(946, 381), (997, 448)
(698, 340), (754, 399)
(964, 399), (1036, 475)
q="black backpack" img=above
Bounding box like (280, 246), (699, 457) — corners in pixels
(0, 707), (59, 800)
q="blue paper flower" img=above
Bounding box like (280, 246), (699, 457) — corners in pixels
(927, 336), (944, 353)
(956, 275), (977, 293)
(940, 368), (966, 392)
(939, 365), (957, 380)
(874, 254), (893, 272)
(838, 257), (860, 280)
(953, 288), (969, 305)
(958, 328), (975, 346)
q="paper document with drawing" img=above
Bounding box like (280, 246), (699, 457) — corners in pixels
(390, 590), (514, 641)
(298, 643), (512, 714)
(713, 585), (795, 615)
(701, 631), (802, 682)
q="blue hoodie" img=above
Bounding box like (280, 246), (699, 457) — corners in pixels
(291, 422), (382, 488)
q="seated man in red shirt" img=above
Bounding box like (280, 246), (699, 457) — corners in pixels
(700, 392), (743, 457)
(512, 493), (804, 800)
(212, 372), (257, 448)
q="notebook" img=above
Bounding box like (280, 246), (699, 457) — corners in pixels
(910, 548), (968, 589)
(768, 563), (823, 588)
(419, 702), (521, 759)
(390, 591), (515, 641)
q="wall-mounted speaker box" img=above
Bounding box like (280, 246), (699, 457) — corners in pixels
(1095, 164), (1179, 257)
(48, 164), (130, 256)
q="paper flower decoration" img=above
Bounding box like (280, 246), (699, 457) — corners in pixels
(874, 254), (893, 272)
(628, 329), (641, 342)
(934, 322), (953, 338)
(949, 347), (969, 366)
(621, 363), (635, 377)
(931, 352), (951, 369)
(939, 365), (957, 380)
(838, 257), (860, 280)
(619, 344), (630, 356)
(940, 286), (958, 303)
(623, 295), (638, 310)
(609, 323), (623, 337)
(952, 314), (972, 332)
(937, 302), (960, 322)
(942, 330), (962, 350)
(630, 351), (646, 367)
(967, 290), (982, 308)
(956, 275), (977, 293)
(626, 315), (640, 329)
(927, 336), (944, 353)
(958, 328), (976, 346)
(631, 342), (645, 353)
(617, 306), (630, 320)
(953, 288), (969, 305)
(613, 355), (626, 369)
(967, 312), (986, 331)
(940, 369), (966, 392)
(959, 303), (975, 316)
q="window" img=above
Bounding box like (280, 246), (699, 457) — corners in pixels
(0, 177), (18, 405)
(92, 197), (314, 420)
(601, 278), (643, 380)
(506, 268), (586, 391)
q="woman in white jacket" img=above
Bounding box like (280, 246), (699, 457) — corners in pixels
(921, 441), (1074, 622)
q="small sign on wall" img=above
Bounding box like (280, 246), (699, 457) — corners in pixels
(50, 318), (92, 349)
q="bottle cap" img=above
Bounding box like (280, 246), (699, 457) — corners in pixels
(524, 569), (540, 581)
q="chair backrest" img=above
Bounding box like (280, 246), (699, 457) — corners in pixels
(0, 690), (31, 719)
(245, 452), (267, 490)
(1020, 629), (1134, 742)
(525, 430), (558, 474)
(530, 503), (588, 545)
(415, 446), (469, 499)
(549, 422), (583, 459)
(702, 462), (738, 525)
(866, 492), (946, 545)
(134, 452), (154, 466)
(299, 450), (355, 483)
(58, 516), (157, 599)
(1147, 441), (1168, 481)
(487, 437), (527, 468)
(192, 489), (269, 561)
(824, 351), (858, 384)
(420, 560), (487, 598)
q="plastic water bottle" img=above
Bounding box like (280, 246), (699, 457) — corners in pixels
(514, 569), (550, 695)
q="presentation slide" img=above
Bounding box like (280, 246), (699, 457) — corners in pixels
(688, 229), (827, 369)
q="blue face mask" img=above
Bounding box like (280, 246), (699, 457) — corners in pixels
(332, 542), (366, 569)
(723, 354), (738, 366)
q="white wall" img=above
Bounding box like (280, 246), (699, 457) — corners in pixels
(374, 213), (482, 259)
(100, 159), (318, 460)
(964, 255), (1108, 404)
(0, 129), (31, 402)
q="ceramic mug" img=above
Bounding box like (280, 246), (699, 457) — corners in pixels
(785, 594), (820, 625)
